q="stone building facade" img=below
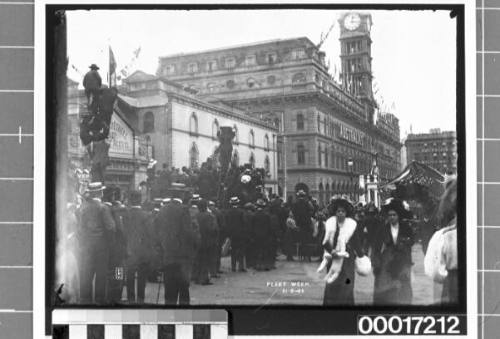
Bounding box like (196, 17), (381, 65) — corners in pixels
(405, 129), (457, 174)
(155, 12), (401, 205)
(116, 71), (279, 194)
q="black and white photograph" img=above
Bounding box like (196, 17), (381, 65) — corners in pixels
(47, 5), (467, 316)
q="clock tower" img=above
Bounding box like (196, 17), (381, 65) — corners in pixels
(338, 12), (376, 123)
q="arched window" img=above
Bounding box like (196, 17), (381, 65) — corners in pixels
(249, 152), (255, 168)
(233, 125), (240, 144)
(318, 145), (322, 167)
(265, 155), (271, 174)
(296, 113), (304, 130)
(190, 112), (198, 135)
(297, 144), (305, 165)
(317, 114), (321, 132)
(189, 142), (199, 169)
(319, 183), (324, 207)
(232, 149), (240, 167)
(264, 134), (270, 151)
(212, 119), (219, 139)
(143, 111), (154, 133)
(292, 72), (306, 84)
(207, 83), (216, 93)
(249, 129), (255, 148)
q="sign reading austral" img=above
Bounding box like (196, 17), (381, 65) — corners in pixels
(338, 123), (365, 146)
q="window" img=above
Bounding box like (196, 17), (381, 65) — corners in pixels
(247, 78), (256, 88)
(233, 125), (239, 143)
(190, 112), (198, 135)
(166, 64), (176, 75)
(212, 119), (219, 139)
(249, 152), (255, 168)
(296, 113), (304, 130)
(318, 145), (322, 166)
(297, 144), (305, 164)
(190, 142), (199, 169)
(267, 75), (276, 85)
(267, 52), (277, 64)
(325, 148), (329, 167)
(249, 129), (255, 147)
(226, 79), (235, 89)
(143, 111), (154, 133)
(323, 117), (327, 135)
(317, 114), (321, 132)
(232, 149), (240, 166)
(193, 324), (210, 339)
(265, 155), (271, 174)
(291, 48), (306, 60)
(292, 72), (306, 84)
(245, 54), (256, 66)
(264, 134), (270, 150)
(225, 57), (236, 68)
(188, 62), (198, 73)
(207, 83), (216, 93)
(207, 60), (217, 71)
(158, 325), (175, 339)
(123, 325), (140, 339)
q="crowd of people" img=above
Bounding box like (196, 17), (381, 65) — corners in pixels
(57, 174), (458, 307)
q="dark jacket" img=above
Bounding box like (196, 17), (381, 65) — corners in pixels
(155, 201), (200, 266)
(372, 221), (415, 304)
(252, 209), (272, 245)
(225, 206), (247, 248)
(123, 206), (154, 266)
(83, 70), (102, 91)
(196, 211), (219, 252)
(77, 198), (115, 239)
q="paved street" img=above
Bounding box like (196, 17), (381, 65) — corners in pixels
(141, 244), (441, 306)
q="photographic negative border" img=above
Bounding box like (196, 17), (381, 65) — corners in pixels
(35, 1), (477, 337)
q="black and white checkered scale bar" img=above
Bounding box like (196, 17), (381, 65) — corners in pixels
(51, 310), (228, 339)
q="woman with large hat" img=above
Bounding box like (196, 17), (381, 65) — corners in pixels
(320, 197), (364, 305)
(372, 198), (415, 305)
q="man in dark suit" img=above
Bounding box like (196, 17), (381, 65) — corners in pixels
(77, 182), (116, 304)
(83, 64), (102, 107)
(225, 197), (248, 272)
(155, 193), (200, 305)
(123, 191), (154, 304)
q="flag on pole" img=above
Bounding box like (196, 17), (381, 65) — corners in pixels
(109, 46), (117, 87)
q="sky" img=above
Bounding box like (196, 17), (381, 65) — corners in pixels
(66, 9), (457, 136)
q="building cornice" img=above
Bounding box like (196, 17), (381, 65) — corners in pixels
(165, 90), (278, 132)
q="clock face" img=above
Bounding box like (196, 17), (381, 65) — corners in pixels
(344, 13), (361, 31)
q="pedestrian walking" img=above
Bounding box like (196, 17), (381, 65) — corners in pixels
(123, 191), (154, 304)
(252, 199), (273, 271)
(155, 194), (200, 305)
(195, 199), (219, 285)
(76, 182), (116, 304)
(225, 197), (247, 272)
(320, 198), (364, 305)
(372, 199), (414, 305)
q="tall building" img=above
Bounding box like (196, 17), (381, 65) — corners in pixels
(156, 12), (401, 205)
(116, 71), (279, 194)
(405, 129), (457, 174)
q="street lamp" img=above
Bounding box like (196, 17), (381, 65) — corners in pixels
(347, 157), (354, 200)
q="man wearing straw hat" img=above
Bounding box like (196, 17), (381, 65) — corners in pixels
(77, 182), (116, 304)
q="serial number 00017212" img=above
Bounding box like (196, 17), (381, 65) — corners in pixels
(357, 315), (462, 335)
